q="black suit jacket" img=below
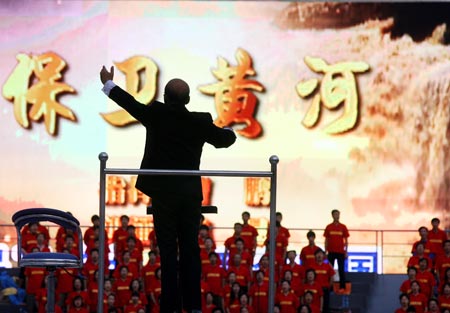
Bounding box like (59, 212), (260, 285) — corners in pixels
(108, 85), (236, 200)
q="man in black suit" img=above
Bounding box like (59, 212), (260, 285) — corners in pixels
(100, 66), (236, 313)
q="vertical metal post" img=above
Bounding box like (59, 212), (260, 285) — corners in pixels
(47, 267), (56, 313)
(97, 152), (108, 313)
(268, 155), (279, 313)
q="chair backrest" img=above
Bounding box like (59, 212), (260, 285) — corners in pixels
(12, 208), (83, 266)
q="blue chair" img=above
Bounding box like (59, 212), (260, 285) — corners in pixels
(12, 208), (83, 313)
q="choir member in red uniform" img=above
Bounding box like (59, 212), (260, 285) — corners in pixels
(323, 209), (349, 290)
(300, 230), (320, 268)
(275, 280), (299, 313)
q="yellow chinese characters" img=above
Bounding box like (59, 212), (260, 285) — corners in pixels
(101, 56), (158, 126)
(199, 48), (264, 138)
(245, 177), (270, 207)
(106, 175), (212, 206)
(2, 52), (76, 135)
(296, 56), (369, 134)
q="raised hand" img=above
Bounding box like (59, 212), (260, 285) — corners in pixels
(100, 65), (114, 84)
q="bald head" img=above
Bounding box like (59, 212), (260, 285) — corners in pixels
(164, 78), (190, 106)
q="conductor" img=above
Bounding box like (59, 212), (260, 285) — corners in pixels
(100, 66), (236, 313)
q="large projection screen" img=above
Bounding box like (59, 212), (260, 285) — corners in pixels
(1, 1), (450, 273)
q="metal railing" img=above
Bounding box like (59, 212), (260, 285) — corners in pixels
(98, 152), (279, 313)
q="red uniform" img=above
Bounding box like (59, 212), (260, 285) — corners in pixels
(25, 267), (46, 295)
(66, 291), (89, 309)
(21, 224), (50, 243)
(428, 228), (448, 257)
(300, 244), (321, 268)
(227, 265), (251, 288)
(399, 279), (413, 294)
(82, 261), (100, 288)
(416, 270), (436, 298)
(324, 223), (349, 254)
(435, 254), (450, 281)
(203, 264), (226, 296)
(301, 282), (323, 309)
(228, 250), (253, 269)
(407, 255), (433, 271)
(409, 292), (428, 313)
(113, 227), (129, 259)
(123, 303), (145, 313)
(438, 294), (450, 310)
(241, 223), (258, 252)
(114, 277), (133, 308)
(141, 262), (160, 295)
(114, 262), (139, 280)
(275, 291), (299, 313)
(310, 262), (335, 289)
(224, 236), (241, 260)
(149, 279), (162, 313)
(22, 233), (38, 253)
(249, 281), (269, 313)
(282, 263), (306, 288)
(56, 267), (78, 294)
(264, 233), (288, 265)
(411, 241), (432, 256)
(87, 281), (99, 309)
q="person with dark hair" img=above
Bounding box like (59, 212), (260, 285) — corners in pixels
(400, 267), (418, 294)
(411, 226), (432, 257)
(141, 250), (160, 301)
(324, 209), (349, 290)
(407, 242), (433, 271)
(395, 293), (410, 313)
(225, 223), (244, 267)
(101, 66), (236, 313)
(203, 251), (226, 304)
(275, 280), (299, 313)
(436, 240), (450, 284)
(249, 270), (269, 313)
(66, 277), (89, 312)
(438, 282), (450, 310)
(429, 218), (448, 260)
(427, 298), (440, 313)
(199, 224), (216, 251)
(302, 291), (320, 313)
(300, 230), (320, 268)
(310, 249), (334, 313)
(300, 269), (323, 312)
(227, 282), (243, 313)
(264, 222), (288, 268)
(416, 258), (436, 299)
(409, 280), (427, 313)
(282, 250), (305, 292)
(149, 267), (162, 313)
(112, 215), (130, 261)
(113, 265), (132, 308)
(297, 304), (312, 313)
(124, 291), (145, 313)
(202, 291), (216, 313)
(129, 279), (147, 308)
(68, 295), (88, 313)
(241, 211), (259, 257)
(84, 215), (105, 246)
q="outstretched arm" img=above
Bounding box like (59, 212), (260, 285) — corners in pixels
(100, 65), (148, 123)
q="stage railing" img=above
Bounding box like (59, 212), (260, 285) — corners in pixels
(98, 152), (279, 313)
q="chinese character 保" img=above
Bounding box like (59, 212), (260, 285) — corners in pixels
(2, 52), (76, 135)
(296, 56), (369, 135)
(199, 48), (264, 138)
